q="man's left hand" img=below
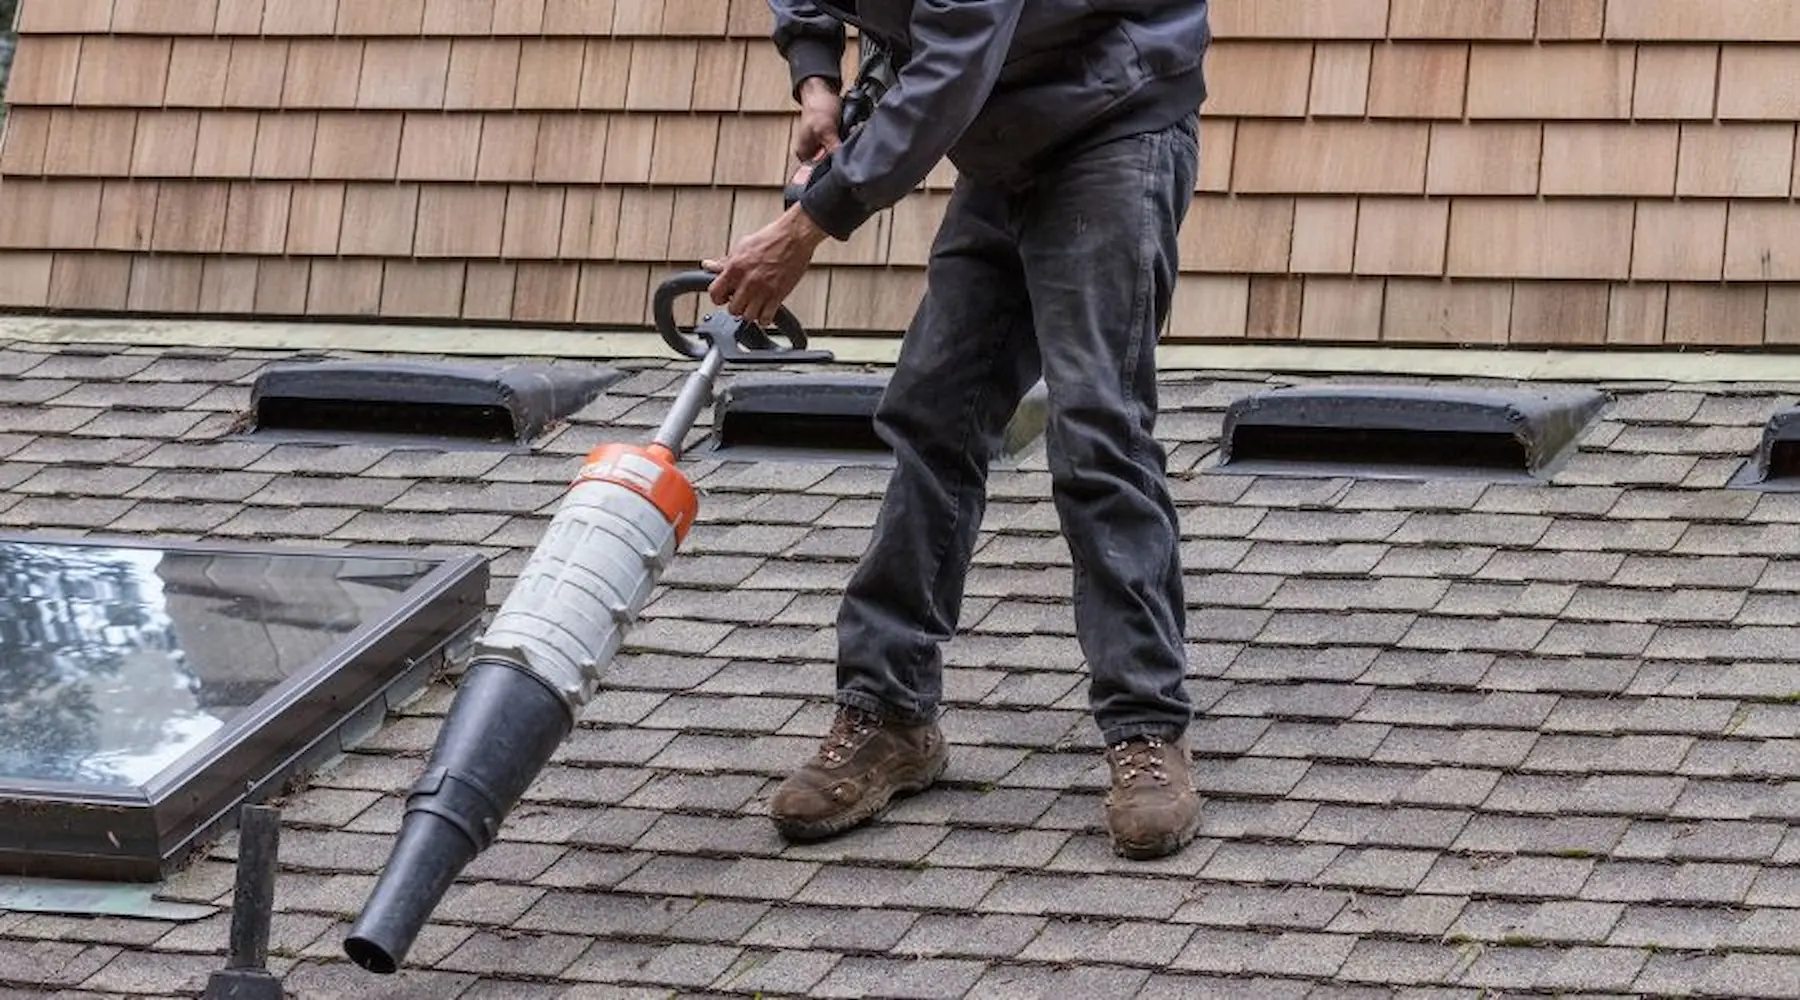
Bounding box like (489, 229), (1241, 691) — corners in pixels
(703, 207), (830, 327)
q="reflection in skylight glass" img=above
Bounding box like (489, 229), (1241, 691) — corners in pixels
(0, 541), (434, 788)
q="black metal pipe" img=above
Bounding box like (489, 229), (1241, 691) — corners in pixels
(342, 659), (573, 974)
(652, 347), (725, 456)
(201, 805), (286, 1000)
(227, 805), (280, 969)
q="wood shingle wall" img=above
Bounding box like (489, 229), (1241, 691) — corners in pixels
(2, 0), (1800, 349)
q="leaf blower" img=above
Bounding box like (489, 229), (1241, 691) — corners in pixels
(341, 275), (833, 974)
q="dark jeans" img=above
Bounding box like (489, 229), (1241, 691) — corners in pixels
(834, 112), (1200, 747)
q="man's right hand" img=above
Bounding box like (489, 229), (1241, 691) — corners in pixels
(795, 76), (843, 163)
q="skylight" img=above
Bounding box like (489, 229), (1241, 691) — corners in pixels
(0, 533), (487, 882)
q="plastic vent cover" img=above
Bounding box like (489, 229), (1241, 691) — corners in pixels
(1734, 407), (1800, 490)
(246, 361), (625, 448)
(705, 374), (1050, 465)
(1216, 383), (1609, 480)
(712, 373), (890, 459)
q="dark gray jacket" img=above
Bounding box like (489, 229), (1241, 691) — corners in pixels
(770, 0), (1210, 241)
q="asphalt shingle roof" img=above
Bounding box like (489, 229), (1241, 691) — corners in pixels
(4, 336), (1800, 998)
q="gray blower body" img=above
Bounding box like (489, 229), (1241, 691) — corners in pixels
(476, 473), (679, 709)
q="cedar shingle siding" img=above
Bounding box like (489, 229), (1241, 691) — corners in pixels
(2, 0), (1798, 348)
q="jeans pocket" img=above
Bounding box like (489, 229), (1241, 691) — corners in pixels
(1172, 111), (1200, 151)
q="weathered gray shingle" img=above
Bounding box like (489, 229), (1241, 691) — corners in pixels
(11, 341), (1800, 996)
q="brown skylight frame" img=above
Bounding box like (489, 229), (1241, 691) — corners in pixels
(0, 533), (488, 883)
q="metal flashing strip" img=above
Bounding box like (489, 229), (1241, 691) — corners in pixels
(15, 315), (1800, 383)
(0, 875), (218, 921)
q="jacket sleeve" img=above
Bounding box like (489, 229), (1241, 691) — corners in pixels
(768, 0), (847, 99)
(799, 0), (1025, 241)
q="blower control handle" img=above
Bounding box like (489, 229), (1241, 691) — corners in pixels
(653, 270), (833, 365)
(785, 37), (893, 211)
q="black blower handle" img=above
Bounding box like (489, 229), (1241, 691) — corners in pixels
(652, 271), (833, 365)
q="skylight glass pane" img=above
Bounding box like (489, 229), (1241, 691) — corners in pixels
(0, 534), (485, 882)
(0, 541), (435, 787)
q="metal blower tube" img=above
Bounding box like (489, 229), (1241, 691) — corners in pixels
(345, 450), (693, 974)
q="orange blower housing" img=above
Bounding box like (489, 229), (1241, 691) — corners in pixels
(574, 442), (699, 546)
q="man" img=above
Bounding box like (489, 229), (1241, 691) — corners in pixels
(702, 0), (1211, 860)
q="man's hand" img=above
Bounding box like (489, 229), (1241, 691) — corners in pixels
(703, 205), (830, 327)
(795, 76), (842, 162)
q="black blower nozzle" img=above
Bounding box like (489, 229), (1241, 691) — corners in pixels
(343, 659), (573, 974)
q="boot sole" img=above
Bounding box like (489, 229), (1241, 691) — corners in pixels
(1110, 804), (1203, 861)
(772, 748), (950, 843)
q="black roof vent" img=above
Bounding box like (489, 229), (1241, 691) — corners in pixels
(1216, 384), (1609, 480)
(1000, 381), (1051, 462)
(1734, 407), (1800, 490)
(704, 374), (1048, 465)
(246, 361), (623, 448)
(711, 373), (891, 461)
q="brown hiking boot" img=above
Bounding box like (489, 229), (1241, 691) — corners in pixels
(1104, 733), (1201, 860)
(769, 705), (949, 841)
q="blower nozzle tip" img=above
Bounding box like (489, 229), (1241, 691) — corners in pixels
(344, 659), (572, 973)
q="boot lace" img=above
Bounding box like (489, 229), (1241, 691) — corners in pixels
(1109, 736), (1170, 788)
(818, 706), (881, 765)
